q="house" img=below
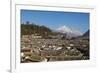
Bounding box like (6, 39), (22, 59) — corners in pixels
(31, 34), (42, 39)
(48, 34), (63, 39)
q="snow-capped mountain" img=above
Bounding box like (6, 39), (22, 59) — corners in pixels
(56, 25), (82, 37)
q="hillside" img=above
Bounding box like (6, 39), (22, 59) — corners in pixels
(21, 23), (56, 38)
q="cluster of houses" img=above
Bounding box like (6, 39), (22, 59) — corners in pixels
(21, 34), (86, 63)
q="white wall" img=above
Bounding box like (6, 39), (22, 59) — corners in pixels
(0, 0), (100, 73)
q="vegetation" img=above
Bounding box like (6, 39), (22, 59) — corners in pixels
(30, 55), (44, 62)
(21, 22), (56, 38)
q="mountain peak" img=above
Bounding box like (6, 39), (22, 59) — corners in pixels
(57, 25), (72, 33)
(56, 25), (82, 37)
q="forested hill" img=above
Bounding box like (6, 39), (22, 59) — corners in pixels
(21, 23), (54, 37)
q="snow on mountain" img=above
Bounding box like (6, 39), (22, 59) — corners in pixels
(56, 25), (82, 37)
(57, 25), (72, 33)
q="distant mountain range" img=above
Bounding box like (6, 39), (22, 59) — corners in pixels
(21, 23), (89, 39)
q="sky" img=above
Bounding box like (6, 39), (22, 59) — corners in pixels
(21, 9), (89, 34)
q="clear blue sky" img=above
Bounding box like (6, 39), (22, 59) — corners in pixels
(21, 9), (89, 33)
